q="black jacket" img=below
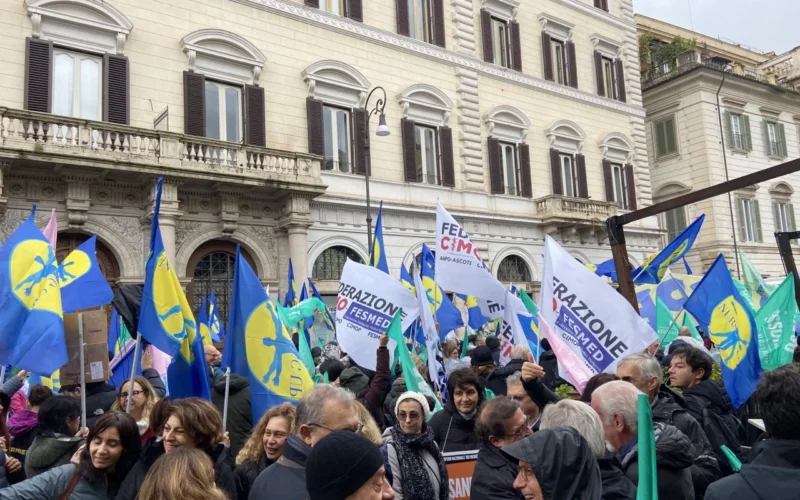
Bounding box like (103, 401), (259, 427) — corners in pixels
(705, 439), (800, 500)
(84, 382), (118, 428)
(486, 359), (525, 396)
(470, 442), (523, 500)
(681, 380), (735, 428)
(382, 378), (407, 427)
(212, 374), (251, 460)
(235, 455), (273, 500)
(538, 347), (570, 390)
(597, 455), (636, 500)
(619, 423), (695, 500)
(428, 405), (480, 453)
(142, 368), (167, 398)
(522, 378), (560, 411)
(249, 435), (311, 500)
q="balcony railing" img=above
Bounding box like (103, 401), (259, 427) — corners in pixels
(0, 107), (324, 188)
(535, 195), (617, 228)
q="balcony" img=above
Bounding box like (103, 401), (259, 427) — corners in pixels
(0, 107), (325, 195)
(535, 194), (617, 241)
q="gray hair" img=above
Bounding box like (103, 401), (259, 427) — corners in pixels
(618, 353), (662, 385)
(540, 400), (606, 457)
(591, 380), (641, 433)
(295, 384), (355, 430)
(509, 344), (531, 360)
(506, 371), (523, 389)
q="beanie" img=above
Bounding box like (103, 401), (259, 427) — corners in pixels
(394, 391), (430, 421)
(306, 431), (384, 500)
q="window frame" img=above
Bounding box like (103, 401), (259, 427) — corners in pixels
(322, 104), (353, 173)
(415, 124), (440, 185)
(739, 198), (759, 242)
(730, 113), (744, 150)
(610, 163), (628, 209)
(491, 16), (511, 69)
(321, 0), (346, 16)
(552, 38), (568, 85)
(408, 0), (433, 43)
(204, 80), (243, 143)
(664, 206), (687, 241)
(767, 121), (780, 157)
(601, 56), (617, 100)
(654, 115), (678, 159)
(52, 48), (103, 121)
(560, 153), (577, 197)
(500, 141), (520, 196)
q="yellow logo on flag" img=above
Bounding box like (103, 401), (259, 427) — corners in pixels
(11, 240), (62, 315)
(57, 249), (92, 287)
(153, 251), (192, 345)
(422, 275), (441, 315)
(709, 296), (752, 369)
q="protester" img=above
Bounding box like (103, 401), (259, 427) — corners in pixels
(7, 384), (52, 481)
(110, 376), (160, 444)
(147, 396), (171, 438)
(580, 374), (618, 404)
(428, 368), (485, 452)
(0, 412), (141, 499)
(249, 384), (360, 500)
(505, 372), (539, 429)
(591, 381), (694, 500)
(503, 426), (603, 500)
(540, 399), (635, 500)
(471, 396), (531, 500)
(306, 431), (394, 500)
(486, 345), (528, 396)
(705, 363), (800, 499)
(24, 395), (84, 479)
(382, 391), (448, 500)
(311, 347), (323, 367)
(138, 447), (228, 500)
(211, 372), (251, 459)
(0, 395), (20, 485)
(337, 334), (390, 429)
(318, 359), (345, 384)
(235, 403), (295, 500)
(382, 378), (407, 428)
(470, 346), (496, 388)
(485, 336), (501, 365)
(355, 401), (383, 445)
(116, 397), (236, 500)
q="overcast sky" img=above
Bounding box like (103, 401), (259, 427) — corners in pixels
(634, 0), (800, 55)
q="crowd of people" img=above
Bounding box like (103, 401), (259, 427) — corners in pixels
(0, 328), (797, 499)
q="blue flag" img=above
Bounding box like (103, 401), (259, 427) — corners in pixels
(421, 245), (464, 340)
(456, 294), (490, 331)
(587, 258), (618, 282)
(400, 264), (416, 295)
(225, 247), (313, 421)
(167, 312), (211, 400)
(197, 295), (213, 345)
(0, 212), (66, 376)
(283, 259), (298, 307)
(208, 290), (224, 340)
(138, 178), (196, 357)
(369, 201), (389, 274)
(307, 278), (335, 334)
(682, 257), (693, 275)
(299, 284), (314, 330)
(108, 308), (122, 356)
(634, 214), (705, 285)
(59, 235), (114, 313)
(684, 254), (762, 408)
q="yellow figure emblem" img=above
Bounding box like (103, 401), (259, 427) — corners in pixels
(153, 251), (191, 345)
(199, 322), (212, 346)
(58, 249), (91, 288)
(11, 240), (62, 316)
(709, 296), (752, 369)
(422, 275), (441, 315)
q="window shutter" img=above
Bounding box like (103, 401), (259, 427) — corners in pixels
(401, 119), (419, 182)
(778, 123), (787, 157)
(24, 37), (53, 113)
(615, 58), (626, 102)
(396, 0), (410, 36)
(439, 126), (455, 187)
(736, 199), (747, 241)
(594, 52), (605, 97)
(566, 41), (578, 89)
(763, 120), (771, 155)
(348, 0), (363, 22)
(244, 85), (266, 147)
(519, 143), (532, 198)
(305, 0), (319, 6)
(742, 114), (752, 151)
(352, 108), (368, 175)
(753, 200), (763, 242)
(542, 33), (554, 81)
(480, 10), (493, 63)
(789, 203), (797, 231)
(183, 71), (206, 137)
(306, 98), (325, 156)
(550, 149), (562, 195)
(625, 163), (637, 210)
(102, 54), (129, 125)
(488, 138), (504, 194)
(665, 118), (677, 154)
(575, 153), (588, 198)
(773, 202), (781, 232)
(602, 160), (614, 201)
(723, 111), (733, 149)
(432, 0), (446, 47)
(510, 21), (522, 71)
(654, 121), (665, 158)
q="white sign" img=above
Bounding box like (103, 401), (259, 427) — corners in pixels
(540, 236), (657, 375)
(336, 260), (420, 371)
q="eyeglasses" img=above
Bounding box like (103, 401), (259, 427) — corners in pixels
(118, 390), (143, 399)
(397, 411), (421, 422)
(500, 423), (532, 440)
(309, 422), (364, 434)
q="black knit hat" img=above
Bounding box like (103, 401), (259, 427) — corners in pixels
(471, 345), (495, 366)
(306, 431), (384, 500)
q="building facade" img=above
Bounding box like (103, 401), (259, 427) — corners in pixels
(0, 0), (661, 323)
(638, 14), (800, 279)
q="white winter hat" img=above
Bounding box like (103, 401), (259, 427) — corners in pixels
(394, 391), (430, 421)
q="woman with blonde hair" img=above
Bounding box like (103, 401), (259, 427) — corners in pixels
(110, 376), (160, 443)
(354, 400), (382, 445)
(138, 447), (228, 500)
(234, 402), (296, 500)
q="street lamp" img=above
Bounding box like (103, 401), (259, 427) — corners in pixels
(364, 86), (390, 250)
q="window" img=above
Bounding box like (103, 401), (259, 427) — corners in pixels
(654, 116), (678, 158)
(497, 255), (532, 283)
(501, 143), (519, 196)
(204, 82), (241, 142)
(601, 57), (617, 100)
(561, 154), (577, 197)
(491, 17), (510, 68)
(593, 0), (609, 11)
(664, 207), (687, 241)
(774, 202), (796, 232)
(320, 0), (345, 16)
(415, 125), (439, 185)
(738, 198), (762, 242)
(552, 39), (568, 85)
(767, 122), (780, 156)
(192, 251), (236, 327)
(52, 49), (102, 120)
(610, 163), (628, 209)
(323, 106), (352, 172)
(313, 246), (363, 281)
(409, 0), (432, 43)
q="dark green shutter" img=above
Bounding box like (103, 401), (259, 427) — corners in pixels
(742, 114), (752, 151)
(778, 123), (787, 157)
(753, 200), (763, 242)
(724, 111), (733, 149)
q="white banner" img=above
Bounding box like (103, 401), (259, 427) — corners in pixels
(490, 292), (532, 366)
(336, 260), (420, 371)
(435, 202), (507, 304)
(413, 270), (446, 393)
(540, 236), (657, 375)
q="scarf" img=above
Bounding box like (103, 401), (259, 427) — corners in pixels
(390, 426), (449, 500)
(137, 418), (150, 436)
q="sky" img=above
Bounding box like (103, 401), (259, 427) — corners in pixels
(634, 0), (800, 56)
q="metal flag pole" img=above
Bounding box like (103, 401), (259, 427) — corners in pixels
(0, 366), (6, 385)
(222, 367), (231, 434)
(657, 307), (685, 350)
(125, 334), (143, 413)
(78, 313), (87, 431)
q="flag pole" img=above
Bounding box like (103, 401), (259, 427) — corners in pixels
(78, 313), (87, 431)
(125, 334), (142, 413)
(657, 307), (685, 350)
(0, 366), (6, 385)
(222, 367), (231, 434)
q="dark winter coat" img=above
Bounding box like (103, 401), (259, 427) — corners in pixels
(383, 378), (408, 427)
(681, 380), (736, 429)
(141, 368), (167, 398)
(338, 346), (390, 429)
(83, 382), (117, 428)
(705, 439), (800, 500)
(7, 410), (39, 475)
(619, 423), (695, 500)
(485, 359), (525, 396)
(0, 463), (109, 500)
(470, 442), (523, 500)
(538, 347), (570, 390)
(211, 374), (251, 460)
(522, 378), (561, 411)
(428, 405), (480, 453)
(234, 455), (273, 500)
(249, 434), (310, 500)
(24, 435), (84, 479)
(597, 455), (636, 500)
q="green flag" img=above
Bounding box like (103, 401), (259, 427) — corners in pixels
(733, 278), (758, 314)
(276, 303), (316, 377)
(460, 330), (469, 358)
(756, 274), (797, 371)
(680, 311), (703, 342)
(656, 297), (680, 346)
(721, 445), (742, 472)
(637, 393), (658, 500)
(740, 251), (776, 309)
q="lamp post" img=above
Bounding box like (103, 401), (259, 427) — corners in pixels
(363, 86), (390, 251)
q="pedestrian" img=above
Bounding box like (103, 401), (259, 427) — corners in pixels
(428, 368), (485, 452)
(306, 431), (394, 500)
(115, 398), (236, 500)
(7, 384), (52, 482)
(137, 447), (228, 500)
(381, 392), (448, 500)
(0, 411), (141, 499)
(382, 377), (408, 428)
(471, 396), (531, 500)
(212, 372), (251, 459)
(485, 336), (501, 365)
(705, 363), (800, 499)
(486, 345), (528, 396)
(235, 402), (295, 500)
(248, 384), (360, 500)
(109, 376), (160, 444)
(337, 334), (391, 429)
(470, 346), (496, 388)
(355, 401), (383, 445)
(579, 374), (618, 404)
(503, 426), (603, 500)
(540, 399), (635, 500)
(24, 395), (84, 479)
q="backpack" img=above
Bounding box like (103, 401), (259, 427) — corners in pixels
(700, 402), (744, 476)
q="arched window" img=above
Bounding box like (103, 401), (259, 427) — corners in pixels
(313, 246), (362, 281)
(411, 249), (435, 276)
(497, 255), (531, 283)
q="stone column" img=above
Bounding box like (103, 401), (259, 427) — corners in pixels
(147, 178), (182, 265)
(278, 193), (313, 289)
